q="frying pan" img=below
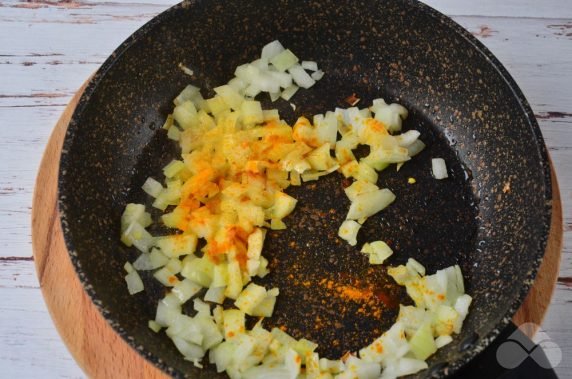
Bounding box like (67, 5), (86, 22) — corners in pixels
(58, 0), (552, 377)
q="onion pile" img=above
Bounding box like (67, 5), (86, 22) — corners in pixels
(119, 41), (471, 379)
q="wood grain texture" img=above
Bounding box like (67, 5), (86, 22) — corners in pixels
(1, 0), (571, 377)
(31, 82), (167, 379)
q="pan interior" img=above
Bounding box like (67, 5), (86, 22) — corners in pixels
(127, 104), (479, 359)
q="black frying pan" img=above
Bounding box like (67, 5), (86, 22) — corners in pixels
(58, 0), (552, 377)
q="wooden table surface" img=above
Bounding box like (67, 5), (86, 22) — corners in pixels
(1, 0), (570, 378)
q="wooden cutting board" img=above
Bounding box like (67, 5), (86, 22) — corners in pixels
(31, 82), (563, 378)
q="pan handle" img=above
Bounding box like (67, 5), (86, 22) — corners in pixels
(451, 321), (558, 378)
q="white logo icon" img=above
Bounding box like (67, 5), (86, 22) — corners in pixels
(496, 323), (562, 369)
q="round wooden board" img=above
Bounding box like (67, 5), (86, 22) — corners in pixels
(31, 82), (563, 378)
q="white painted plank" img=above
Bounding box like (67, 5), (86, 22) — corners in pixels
(0, 287), (85, 378)
(0, 105), (65, 257)
(422, 0), (572, 19)
(0, 259), (38, 289)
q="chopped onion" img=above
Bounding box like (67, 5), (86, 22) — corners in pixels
(270, 49), (299, 72)
(346, 188), (396, 220)
(119, 40), (473, 378)
(431, 158), (448, 179)
(205, 286), (226, 304)
(361, 241), (393, 265)
(280, 84), (299, 101)
(338, 220), (361, 246)
(288, 64), (316, 89)
(125, 268), (144, 295)
(301, 60), (318, 71)
(142, 177), (164, 198)
(310, 69), (324, 81)
(261, 40), (285, 61)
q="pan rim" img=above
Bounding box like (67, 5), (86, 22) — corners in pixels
(57, 0), (552, 377)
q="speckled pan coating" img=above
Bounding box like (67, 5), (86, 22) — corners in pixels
(58, 0), (552, 378)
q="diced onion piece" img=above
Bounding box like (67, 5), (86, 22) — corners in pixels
(435, 335), (453, 348)
(284, 348), (302, 377)
(197, 315), (224, 350)
(235, 283), (268, 315)
(171, 336), (205, 361)
(301, 60), (318, 71)
(314, 112), (338, 146)
(270, 192), (297, 219)
(165, 313), (203, 345)
(306, 352), (320, 378)
(256, 256), (270, 278)
(270, 49), (299, 72)
(162, 114), (174, 130)
(214, 85), (244, 111)
(356, 161), (378, 183)
(306, 143), (334, 171)
(125, 268), (144, 295)
(338, 220), (361, 246)
(174, 85), (200, 106)
(142, 177), (164, 198)
(408, 322), (437, 360)
(288, 64), (316, 89)
(396, 130), (420, 147)
(205, 286), (226, 304)
(406, 258), (426, 276)
(380, 358), (428, 378)
(453, 294), (472, 333)
(250, 293), (278, 317)
(148, 320), (162, 333)
(359, 321), (409, 364)
(361, 241), (393, 265)
(167, 125), (181, 141)
(153, 266), (180, 287)
(280, 85), (299, 101)
(262, 109), (279, 121)
(320, 358), (345, 374)
(124, 261), (134, 274)
(228, 77), (247, 92)
(293, 338), (318, 362)
(173, 100), (199, 130)
(155, 294), (182, 328)
(344, 180), (379, 202)
(344, 355), (381, 379)
(121, 203), (152, 231)
(370, 98), (408, 133)
(261, 40), (285, 61)
(163, 160), (186, 178)
(241, 100), (264, 126)
(346, 188), (396, 220)
(183, 256), (215, 287)
(225, 260), (243, 299)
(179, 63), (194, 76)
(432, 158), (448, 179)
(223, 309), (245, 339)
(269, 70), (293, 89)
(212, 262), (229, 287)
(121, 222), (155, 253)
(310, 69), (324, 81)
(171, 278), (201, 304)
(156, 234), (198, 258)
(194, 298), (211, 317)
(132, 253), (152, 271)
